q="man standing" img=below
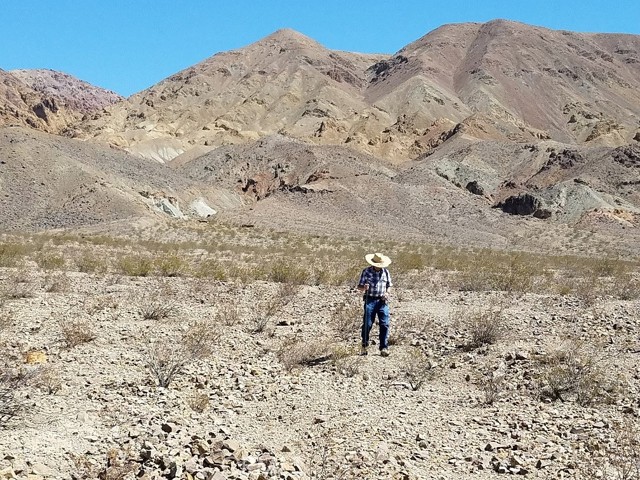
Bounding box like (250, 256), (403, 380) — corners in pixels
(357, 252), (392, 357)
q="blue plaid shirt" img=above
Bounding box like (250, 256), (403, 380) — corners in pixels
(358, 267), (392, 298)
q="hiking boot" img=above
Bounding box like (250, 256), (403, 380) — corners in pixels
(360, 346), (368, 356)
(380, 348), (390, 357)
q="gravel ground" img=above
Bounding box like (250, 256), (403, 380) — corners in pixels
(1, 267), (639, 480)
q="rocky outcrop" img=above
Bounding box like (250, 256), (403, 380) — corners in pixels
(495, 193), (552, 219)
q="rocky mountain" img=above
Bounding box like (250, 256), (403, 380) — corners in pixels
(10, 69), (123, 114)
(76, 20), (640, 164)
(0, 69), (122, 135)
(1, 20), (639, 253)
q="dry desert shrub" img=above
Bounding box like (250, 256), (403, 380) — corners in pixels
(187, 391), (210, 413)
(612, 272), (640, 301)
(0, 242), (30, 267)
(456, 254), (536, 293)
(75, 252), (109, 273)
(250, 283), (299, 334)
(117, 255), (154, 277)
(277, 337), (332, 372)
(154, 253), (188, 277)
(139, 295), (177, 321)
(332, 348), (362, 378)
(217, 301), (243, 326)
(59, 319), (96, 348)
(34, 365), (62, 394)
(331, 300), (362, 342)
(83, 295), (120, 317)
(269, 259), (311, 285)
(578, 421), (640, 480)
(44, 271), (71, 293)
(477, 371), (506, 405)
(71, 447), (139, 480)
(193, 258), (227, 280)
(34, 250), (65, 271)
(144, 321), (218, 387)
(1, 269), (37, 299)
(392, 250), (425, 273)
(535, 340), (624, 406)
(401, 348), (437, 391)
(388, 314), (433, 347)
(0, 368), (35, 429)
(453, 302), (506, 350)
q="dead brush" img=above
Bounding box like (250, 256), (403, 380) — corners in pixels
(154, 253), (188, 277)
(75, 252), (108, 273)
(1, 269), (37, 299)
(187, 391), (210, 413)
(277, 336), (332, 372)
(534, 340), (624, 406)
(0, 242), (29, 268)
(34, 250), (66, 271)
(250, 283), (299, 334)
(43, 272), (71, 293)
(402, 348), (437, 391)
(0, 367), (36, 429)
(217, 302), (243, 326)
(453, 302), (506, 350)
(331, 299), (362, 342)
(117, 254), (154, 277)
(612, 272), (640, 301)
(71, 447), (139, 480)
(83, 295), (120, 318)
(139, 290), (178, 321)
(388, 314), (433, 347)
(330, 344), (361, 377)
(144, 321), (218, 388)
(59, 319), (96, 348)
(578, 420), (640, 480)
(478, 371), (505, 405)
(34, 365), (62, 394)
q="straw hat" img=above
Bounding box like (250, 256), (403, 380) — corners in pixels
(365, 252), (391, 268)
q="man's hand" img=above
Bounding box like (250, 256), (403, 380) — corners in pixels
(358, 283), (370, 292)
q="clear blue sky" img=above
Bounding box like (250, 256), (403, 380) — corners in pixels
(2, 0), (639, 97)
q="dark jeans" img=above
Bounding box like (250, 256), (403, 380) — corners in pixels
(362, 298), (390, 350)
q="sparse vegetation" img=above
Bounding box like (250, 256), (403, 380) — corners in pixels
(187, 391), (210, 413)
(154, 253), (187, 277)
(578, 421), (640, 480)
(402, 348), (437, 391)
(0, 242), (30, 267)
(454, 303), (506, 350)
(139, 295), (177, 321)
(71, 448), (139, 480)
(0, 368), (34, 429)
(76, 253), (108, 273)
(117, 255), (154, 277)
(44, 272), (71, 293)
(59, 319), (96, 348)
(35, 251), (66, 271)
(331, 299), (362, 342)
(277, 337), (332, 372)
(535, 341), (624, 406)
(144, 321), (217, 387)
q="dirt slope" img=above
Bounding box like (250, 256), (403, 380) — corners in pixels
(0, 127), (239, 230)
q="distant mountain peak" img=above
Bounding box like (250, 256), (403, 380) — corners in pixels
(253, 28), (322, 50)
